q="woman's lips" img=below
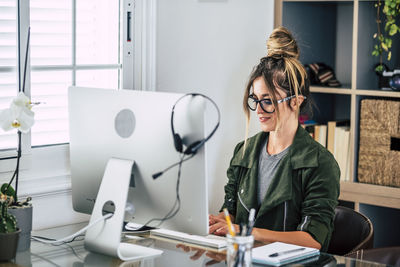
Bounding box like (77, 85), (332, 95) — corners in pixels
(259, 116), (271, 123)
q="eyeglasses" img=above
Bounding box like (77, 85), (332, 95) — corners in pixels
(247, 95), (300, 114)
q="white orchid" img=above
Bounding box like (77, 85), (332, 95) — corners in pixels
(0, 92), (36, 133)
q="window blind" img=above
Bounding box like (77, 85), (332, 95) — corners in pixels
(0, 0), (18, 150)
(29, 0), (121, 147)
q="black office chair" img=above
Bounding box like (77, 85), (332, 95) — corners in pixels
(327, 206), (374, 255)
(346, 247), (400, 267)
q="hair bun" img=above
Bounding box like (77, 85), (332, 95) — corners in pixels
(267, 26), (299, 59)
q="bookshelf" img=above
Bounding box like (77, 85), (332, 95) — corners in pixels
(275, 0), (400, 211)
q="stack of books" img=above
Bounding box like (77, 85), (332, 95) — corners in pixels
(302, 120), (351, 181)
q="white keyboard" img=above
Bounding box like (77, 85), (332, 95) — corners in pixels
(150, 228), (227, 249)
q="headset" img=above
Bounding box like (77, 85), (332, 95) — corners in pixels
(171, 93), (220, 155)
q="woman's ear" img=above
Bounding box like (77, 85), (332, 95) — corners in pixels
(291, 95), (304, 110)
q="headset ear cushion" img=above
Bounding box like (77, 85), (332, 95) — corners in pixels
(184, 140), (203, 155)
(173, 133), (183, 153)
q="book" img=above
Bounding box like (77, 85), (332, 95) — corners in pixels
(334, 126), (350, 181)
(252, 242), (320, 266)
(327, 121), (337, 154)
(318, 125), (327, 147)
(327, 120), (350, 153)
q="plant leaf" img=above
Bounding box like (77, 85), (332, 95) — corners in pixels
(389, 23), (398, 35)
(375, 65), (384, 72)
(0, 183), (15, 198)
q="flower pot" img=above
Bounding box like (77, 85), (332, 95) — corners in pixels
(0, 229), (21, 262)
(8, 205), (32, 252)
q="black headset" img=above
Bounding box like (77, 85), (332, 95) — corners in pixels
(171, 93), (220, 155)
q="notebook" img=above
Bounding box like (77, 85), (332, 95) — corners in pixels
(252, 242), (320, 266)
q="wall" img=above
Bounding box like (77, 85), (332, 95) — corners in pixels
(154, 0), (274, 214)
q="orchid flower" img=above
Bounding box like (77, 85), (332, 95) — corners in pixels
(0, 92), (37, 133)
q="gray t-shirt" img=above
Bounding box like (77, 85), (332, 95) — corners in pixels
(257, 137), (290, 205)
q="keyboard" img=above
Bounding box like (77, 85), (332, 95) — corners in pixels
(150, 228), (227, 249)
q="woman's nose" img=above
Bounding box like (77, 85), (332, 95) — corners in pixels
(256, 102), (264, 114)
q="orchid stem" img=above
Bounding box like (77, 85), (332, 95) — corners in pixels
(5, 131), (21, 204)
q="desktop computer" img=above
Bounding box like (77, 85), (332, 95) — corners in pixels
(68, 86), (210, 236)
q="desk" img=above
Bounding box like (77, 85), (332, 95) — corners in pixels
(2, 223), (388, 267)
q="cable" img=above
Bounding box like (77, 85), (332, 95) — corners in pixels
(132, 153), (193, 231)
(32, 213), (113, 245)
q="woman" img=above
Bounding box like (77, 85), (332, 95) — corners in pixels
(209, 27), (340, 252)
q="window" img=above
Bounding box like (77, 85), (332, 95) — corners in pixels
(0, 0), (140, 177)
(30, 0), (121, 146)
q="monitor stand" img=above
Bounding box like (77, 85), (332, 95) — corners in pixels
(84, 158), (163, 261)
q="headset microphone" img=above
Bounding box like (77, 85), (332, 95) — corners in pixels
(144, 93), (219, 230)
(152, 154), (195, 179)
(152, 172), (163, 180)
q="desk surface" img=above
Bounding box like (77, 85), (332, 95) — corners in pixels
(2, 223), (389, 267)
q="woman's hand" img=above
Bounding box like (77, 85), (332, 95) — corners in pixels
(208, 213), (238, 236)
(175, 244), (226, 265)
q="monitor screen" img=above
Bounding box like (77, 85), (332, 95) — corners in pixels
(68, 86), (209, 236)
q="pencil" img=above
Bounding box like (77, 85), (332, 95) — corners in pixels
(223, 208), (236, 237)
(223, 208), (238, 251)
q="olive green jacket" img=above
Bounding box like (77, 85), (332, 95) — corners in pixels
(221, 125), (340, 252)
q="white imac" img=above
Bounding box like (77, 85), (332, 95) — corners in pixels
(68, 86), (209, 236)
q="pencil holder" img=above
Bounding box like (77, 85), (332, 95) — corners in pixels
(226, 234), (254, 267)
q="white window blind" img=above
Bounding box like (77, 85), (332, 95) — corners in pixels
(29, 0), (121, 147)
(0, 0), (18, 150)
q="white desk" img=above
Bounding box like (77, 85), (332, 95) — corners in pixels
(2, 223), (387, 267)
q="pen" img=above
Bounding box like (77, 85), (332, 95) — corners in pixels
(268, 247), (306, 257)
(246, 208), (255, 236)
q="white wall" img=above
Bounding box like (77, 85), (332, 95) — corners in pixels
(155, 0), (274, 213)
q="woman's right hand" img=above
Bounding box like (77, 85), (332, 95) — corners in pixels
(208, 212), (236, 236)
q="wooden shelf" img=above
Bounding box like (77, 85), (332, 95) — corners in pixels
(340, 182), (400, 210)
(310, 86), (352, 94)
(355, 89), (400, 98)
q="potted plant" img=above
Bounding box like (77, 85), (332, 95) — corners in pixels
(1, 184), (32, 252)
(0, 194), (21, 261)
(0, 92), (38, 252)
(372, 0), (400, 72)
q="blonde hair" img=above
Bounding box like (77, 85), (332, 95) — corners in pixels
(243, 26), (310, 153)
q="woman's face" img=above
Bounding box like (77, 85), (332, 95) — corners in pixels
(252, 76), (294, 132)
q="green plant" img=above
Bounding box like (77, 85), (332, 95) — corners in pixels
(0, 194), (17, 233)
(372, 0), (400, 72)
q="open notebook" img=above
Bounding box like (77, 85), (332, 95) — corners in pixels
(252, 242), (320, 266)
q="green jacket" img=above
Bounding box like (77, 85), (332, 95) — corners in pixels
(221, 125), (340, 252)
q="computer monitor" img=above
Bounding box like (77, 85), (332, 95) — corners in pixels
(68, 86), (209, 236)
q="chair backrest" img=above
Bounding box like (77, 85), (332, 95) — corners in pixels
(327, 206), (374, 255)
(346, 247), (400, 267)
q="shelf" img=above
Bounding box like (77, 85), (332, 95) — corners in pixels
(355, 89), (400, 98)
(311, 87), (400, 98)
(340, 182), (400, 210)
(310, 86), (352, 94)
